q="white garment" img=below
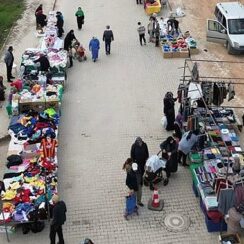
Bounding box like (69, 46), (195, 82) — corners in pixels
(187, 82), (202, 101)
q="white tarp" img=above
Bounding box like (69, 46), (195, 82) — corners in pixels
(145, 155), (166, 172)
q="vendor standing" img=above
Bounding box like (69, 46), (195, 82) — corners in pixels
(163, 91), (177, 131)
(56, 12), (64, 38)
(64, 30), (77, 51)
(130, 137), (149, 176)
(75, 7), (85, 30)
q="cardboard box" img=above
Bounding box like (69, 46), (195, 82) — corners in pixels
(180, 50), (190, 58)
(189, 48), (200, 55)
(219, 234), (241, 244)
(19, 101), (45, 113)
(172, 51), (180, 58)
(46, 99), (59, 112)
(163, 51), (173, 58)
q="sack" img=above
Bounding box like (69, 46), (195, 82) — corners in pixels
(161, 116), (167, 129)
(30, 221), (45, 233)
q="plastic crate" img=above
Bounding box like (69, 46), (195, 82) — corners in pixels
(192, 181), (199, 197)
(200, 198), (227, 232)
(204, 214), (227, 232)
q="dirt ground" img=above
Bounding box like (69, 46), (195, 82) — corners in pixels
(170, 0), (244, 116)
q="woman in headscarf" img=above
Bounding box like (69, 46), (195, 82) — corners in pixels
(64, 30), (77, 51)
(89, 37), (100, 62)
(160, 136), (177, 160)
(163, 91), (177, 131)
(75, 7), (85, 30)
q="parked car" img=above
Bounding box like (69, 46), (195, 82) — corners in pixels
(206, 2), (244, 54)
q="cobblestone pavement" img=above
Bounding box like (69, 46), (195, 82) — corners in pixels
(0, 0), (220, 243)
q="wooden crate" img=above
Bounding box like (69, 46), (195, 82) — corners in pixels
(19, 100), (45, 113)
(172, 51), (180, 58)
(45, 99), (59, 112)
(163, 51), (173, 58)
(179, 50), (190, 58)
(219, 233), (241, 244)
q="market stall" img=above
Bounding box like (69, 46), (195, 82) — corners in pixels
(178, 59), (244, 237)
(0, 9), (67, 241)
(158, 18), (198, 58)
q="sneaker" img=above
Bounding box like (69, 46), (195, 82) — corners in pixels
(138, 202), (144, 207)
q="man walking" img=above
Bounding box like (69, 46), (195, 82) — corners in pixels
(4, 46), (14, 82)
(103, 25), (114, 55)
(50, 195), (67, 244)
(137, 22), (146, 46)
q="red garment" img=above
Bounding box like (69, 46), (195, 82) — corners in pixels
(40, 138), (58, 159)
(10, 79), (23, 91)
(14, 189), (31, 203)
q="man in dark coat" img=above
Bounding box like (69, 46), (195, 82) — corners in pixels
(36, 11), (47, 28)
(33, 55), (50, 72)
(4, 46), (14, 82)
(50, 195), (67, 244)
(64, 30), (77, 51)
(130, 137), (149, 176)
(56, 12), (64, 38)
(102, 25), (114, 55)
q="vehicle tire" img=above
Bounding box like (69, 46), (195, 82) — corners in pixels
(227, 42), (236, 55)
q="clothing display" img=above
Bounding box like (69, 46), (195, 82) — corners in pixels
(0, 109), (59, 223)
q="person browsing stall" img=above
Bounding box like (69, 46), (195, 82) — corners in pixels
(178, 130), (199, 166)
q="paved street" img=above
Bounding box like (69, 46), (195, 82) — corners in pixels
(0, 0), (219, 243)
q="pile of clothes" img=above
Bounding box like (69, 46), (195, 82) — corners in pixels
(0, 109), (60, 223)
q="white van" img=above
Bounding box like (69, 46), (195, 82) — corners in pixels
(206, 2), (244, 54)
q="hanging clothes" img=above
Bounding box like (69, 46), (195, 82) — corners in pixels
(228, 83), (235, 101)
(218, 188), (235, 215)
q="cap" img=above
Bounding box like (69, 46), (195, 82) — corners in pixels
(132, 163), (138, 171)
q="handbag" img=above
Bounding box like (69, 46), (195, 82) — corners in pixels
(161, 116), (167, 129)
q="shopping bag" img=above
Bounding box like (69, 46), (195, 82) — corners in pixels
(161, 116), (167, 129)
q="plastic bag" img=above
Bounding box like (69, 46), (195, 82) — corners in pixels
(161, 116), (167, 129)
(176, 7), (185, 17)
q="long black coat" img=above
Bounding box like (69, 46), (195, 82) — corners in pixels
(52, 201), (67, 226)
(126, 170), (138, 192)
(130, 142), (149, 173)
(64, 32), (76, 51)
